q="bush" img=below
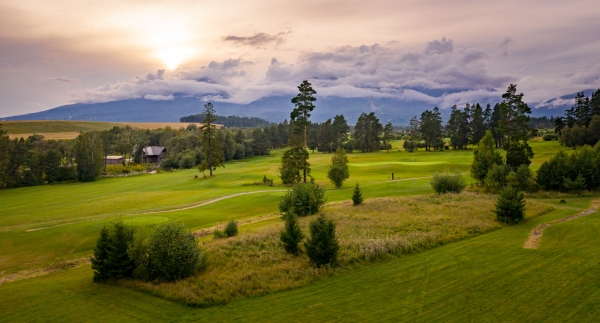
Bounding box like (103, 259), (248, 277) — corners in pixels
(224, 220), (239, 237)
(280, 212), (304, 255)
(484, 164), (511, 193)
(262, 175), (273, 186)
(543, 133), (559, 141)
(506, 164), (540, 193)
(352, 183), (363, 205)
(471, 130), (503, 183)
(430, 172), (467, 194)
(91, 221), (134, 282)
(564, 174), (586, 194)
(305, 214), (339, 267)
(494, 186), (525, 224)
(327, 165), (348, 188)
(144, 222), (204, 282)
(212, 229), (226, 239)
(279, 183), (326, 217)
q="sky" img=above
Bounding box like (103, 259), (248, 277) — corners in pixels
(1, 0), (599, 117)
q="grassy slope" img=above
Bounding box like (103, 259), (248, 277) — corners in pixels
(1, 198), (598, 322)
(0, 140), (566, 275)
(0, 120), (201, 137)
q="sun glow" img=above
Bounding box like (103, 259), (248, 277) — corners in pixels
(155, 48), (191, 69)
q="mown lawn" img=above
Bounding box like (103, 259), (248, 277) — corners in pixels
(0, 197), (598, 322)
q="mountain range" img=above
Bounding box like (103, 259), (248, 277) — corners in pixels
(2, 90), (594, 124)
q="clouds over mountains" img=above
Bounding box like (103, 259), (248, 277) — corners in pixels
(72, 38), (518, 109)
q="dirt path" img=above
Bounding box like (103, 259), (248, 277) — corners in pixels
(0, 257), (90, 285)
(524, 200), (600, 249)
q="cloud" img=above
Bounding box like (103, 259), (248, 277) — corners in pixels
(49, 77), (79, 83)
(144, 94), (174, 101)
(223, 31), (291, 47)
(70, 39), (517, 108)
(499, 37), (511, 57)
(425, 37), (454, 54)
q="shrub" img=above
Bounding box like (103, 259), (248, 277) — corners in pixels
(484, 164), (511, 193)
(212, 229), (226, 239)
(145, 222), (204, 282)
(305, 214), (339, 267)
(262, 175), (274, 186)
(224, 220), (239, 237)
(327, 165), (348, 188)
(543, 133), (558, 141)
(279, 183), (326, 217)
(471, 130), (503, 183)
(564, 174), (586, 194)
(280, 213), (304, 255)
(430, 172), (467, 194)
(494, 186), (525, 224)
(352, 183), (363, 205)
(506, 164), (540, 193)
(91, 221), (134, 282)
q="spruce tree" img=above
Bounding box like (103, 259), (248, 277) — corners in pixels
(494, 186), (526, 224)
(200, 102), (224, 176)
(331, 114), (350, 151)
(280, 212), (304, 255)
(107, 221), (135, 280)
(352, 183), (363, 205)
(91, 226), (111, 282)
(305, 214), (339, 267)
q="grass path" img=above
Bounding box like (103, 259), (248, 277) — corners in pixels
(524, 199), (600, 249)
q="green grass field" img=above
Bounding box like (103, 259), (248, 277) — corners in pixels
(1, 138), (596, 322)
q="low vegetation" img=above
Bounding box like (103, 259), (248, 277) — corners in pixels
(278, 182), (326, 216)
(120, 193), (552, 307)
(430, 172), (467, 194)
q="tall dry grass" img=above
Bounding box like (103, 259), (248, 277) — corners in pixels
(122, 193), (552, 307)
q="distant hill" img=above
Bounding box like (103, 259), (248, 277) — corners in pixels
(180, 114), (272, 128)
(2, 91), (590, 125)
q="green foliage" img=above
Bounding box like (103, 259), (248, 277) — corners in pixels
(279, 147), (310, 184)
(536, 150), (570, 191)
(327, 149), (349, 188)
(430, 172), (467, 194)
(224, 220), (239, 237)
(505, 140), (533, 168)
(91, 227), (112, 282)
(279, 183), (326, 217)
(280, 213), (304, 255)
(484, 164), (511, 193)
(419, 107), (444, 151)
(537, 146), (600, 192)
(290, 80), (317, 144)
(471, 130), (504, 183)
(352, 183), (363, 205)
(90, 221), (134, 282)
(331, 114), (350, 151)
(354, 112), (383, 152)
(200, 102), (224, 176)
(212, 229), (226, 239)
(74, 131), (104, 182)
(494, 186), (525, 224)
(564, 174), (586, 194)
(506, 165), (540, 193)
(145, 222), (204, 282)
(305, 214), (339, 267)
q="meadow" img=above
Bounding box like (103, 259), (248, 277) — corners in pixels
(1, 138), (597, 322)
(1, 120), (203, 139)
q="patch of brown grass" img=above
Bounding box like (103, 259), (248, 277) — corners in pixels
(122, 193), (553, 307)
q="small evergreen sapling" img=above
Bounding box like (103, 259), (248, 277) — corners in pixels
(224, 220), (239, 237)
(280, 212), (304, 255)
(494, 186), (526, 224)
(305, 214), (339, 267)
(352, 183), (363, 205)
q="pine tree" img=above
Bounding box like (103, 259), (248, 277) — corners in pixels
(317, 118), (333, 152)
(91, 226), (111, 282)
(494, 186), (525, 224)
(200, 102), (224, 176)
(470, 103), (487, 145)
(354, 112), (383, 152)
(107, 221), (134, 280)
(290, 81), (317, 182)
(352, 183), (363, 205)
(419, 107), (444, 151)
(331, 114), (350, 151)
(382, 122), (394, 152)
(74, 131), (104, 182)
(280, 212), (304, 255)
(280, 147), (310, 184)
(305, 214), (339, 267)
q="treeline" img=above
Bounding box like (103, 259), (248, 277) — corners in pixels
(180, 113), (272, 128)
(0, 130), (77, 189)
(554, 90), (600, 147)
(404, 84), (535, 166)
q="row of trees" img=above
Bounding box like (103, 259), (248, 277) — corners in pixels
(554, 90), (600, 148)
(405, 84), (535, 168)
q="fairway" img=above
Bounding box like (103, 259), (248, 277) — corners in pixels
(0, 139), (597, 322)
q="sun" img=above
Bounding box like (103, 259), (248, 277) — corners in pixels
(156, 48), (190, 70)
